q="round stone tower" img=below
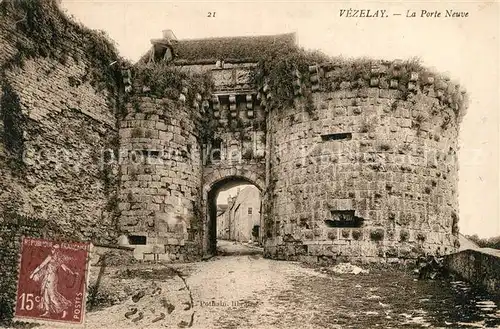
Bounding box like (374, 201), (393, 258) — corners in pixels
(118, 94), (203, 261)
(264, 61), (466, 262)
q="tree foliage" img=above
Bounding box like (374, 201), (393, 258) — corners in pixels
(466, 235), (500, 250)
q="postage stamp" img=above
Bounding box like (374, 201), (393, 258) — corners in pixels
(14, 237), (91, 325)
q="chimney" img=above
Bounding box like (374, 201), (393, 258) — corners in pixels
(162, 29), (177, 42)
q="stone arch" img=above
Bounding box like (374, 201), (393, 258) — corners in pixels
(201, 167), (265, 256)
(202, 167), (265, 197)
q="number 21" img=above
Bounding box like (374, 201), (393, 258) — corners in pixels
(208, 12), (216, 17)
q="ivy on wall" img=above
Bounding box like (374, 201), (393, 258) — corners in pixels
(250, 44), (468, 120)
(130, 29), (469, 151)
(0, 0), (127, 96)
(132, 62), (214, 104)
(0, 0), (127, 219)
(251, 47), (330, 110)
(173, 33), (297, 63)
(130, 62), (215, 145)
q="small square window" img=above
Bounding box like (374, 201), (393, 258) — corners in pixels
(128, 235), (147, 245)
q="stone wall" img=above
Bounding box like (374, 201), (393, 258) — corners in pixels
(136, 62), (269, 257)
(264, 74), (462, 263)
(117, 95), (203, 261)
(444, 248), (500, 297)
(173, 63), (267, 177)
(1, 54), (119, 239)
(0, 1), (121, 322)
(0, 0), (122, 236)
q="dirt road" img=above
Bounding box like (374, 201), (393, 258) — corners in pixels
(83, 251), (326, 329)
(86, 254), (499, 329)
(10, 242), (500, 329)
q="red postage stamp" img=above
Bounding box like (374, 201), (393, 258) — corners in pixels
(14, 237), (91, 325)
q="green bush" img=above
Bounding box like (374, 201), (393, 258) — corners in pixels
(173, 33), (297, 62)
(251, 47), (329, 111)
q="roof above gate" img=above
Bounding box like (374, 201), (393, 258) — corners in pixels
(141, 31), (297, 64)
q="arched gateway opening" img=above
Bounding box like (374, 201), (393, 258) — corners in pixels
(205, 176), (264, 257)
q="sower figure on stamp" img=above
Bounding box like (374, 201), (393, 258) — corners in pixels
(29, 244), (78, 318)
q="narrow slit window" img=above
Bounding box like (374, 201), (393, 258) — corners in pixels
(321, 133), (352, 141)
(324, 210), (364, 228)
(212, 139), (222, 161)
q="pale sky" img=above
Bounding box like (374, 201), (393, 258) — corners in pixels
(60, 1), (499, 238)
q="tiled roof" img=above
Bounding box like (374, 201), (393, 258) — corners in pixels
(141, 32), (297, 64)
(173, 33), (296, 62)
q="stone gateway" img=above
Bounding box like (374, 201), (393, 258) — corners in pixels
(0, 2), (469, 321)
(118, 30), (466, 262)
(0, 3), (469, 320)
